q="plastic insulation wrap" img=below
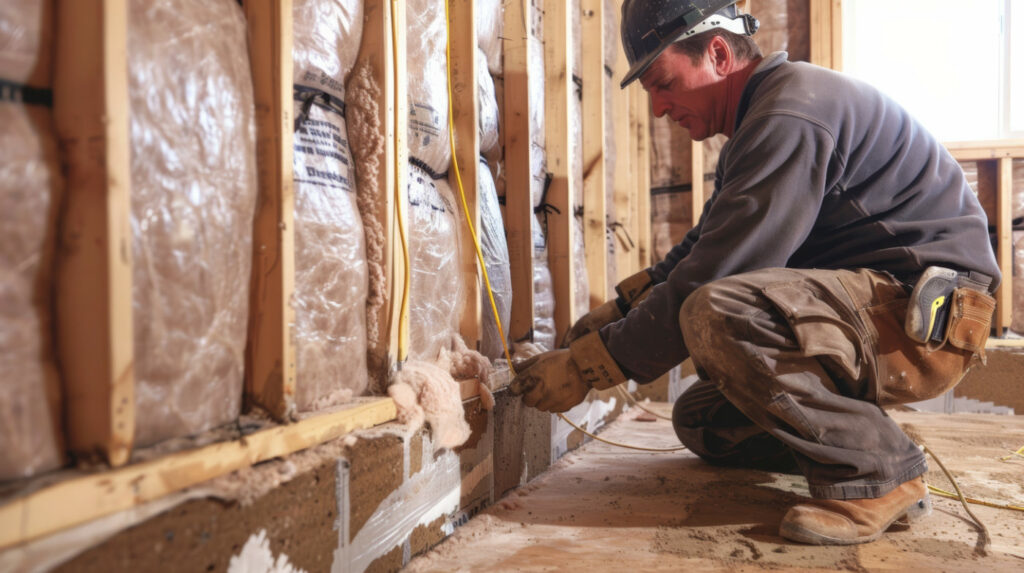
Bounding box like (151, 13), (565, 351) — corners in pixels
(479, 158), (512, 360)
(529, 34), (547, 208)
(532, 214), (557, 350)
(291, 0), (369, 411)
(476, 0), (503, 75)
(477, 49), (500, 156)
(527, 8), (555, 348)
(407, 165), (463, 361)
(0, 0), (64, 480)
(128, 0), (257, 446)
(407, 0), (450, 175)
(570, 0), (590, 318)
(603, 34), (617, 293)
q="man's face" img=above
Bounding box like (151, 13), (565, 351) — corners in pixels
(639, 46), (724, 141)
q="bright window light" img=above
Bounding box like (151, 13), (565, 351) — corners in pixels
(842, 0), (1011, 142)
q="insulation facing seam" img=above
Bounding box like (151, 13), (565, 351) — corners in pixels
(292, 0), (369, 411)
(128, 0), (257, 446)
(0, 0), (64, 480)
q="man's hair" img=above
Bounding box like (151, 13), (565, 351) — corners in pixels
(669, 29), (762, 65)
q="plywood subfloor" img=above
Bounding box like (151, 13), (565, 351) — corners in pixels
(406, 405), (1024, 572)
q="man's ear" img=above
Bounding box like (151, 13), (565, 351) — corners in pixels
(708, 35), (733, 76)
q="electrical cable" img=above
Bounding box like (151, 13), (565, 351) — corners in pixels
(390, 0), (410, 363)
(923, 445), (991, 553)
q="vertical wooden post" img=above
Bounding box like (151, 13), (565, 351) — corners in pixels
(54, 0), (134, 467)
(354, 0), (407, 371)
(810, 0), (842, 71)
(636, 97), (652, 270)
(581, 0), (608, 307)
(448, 0), (482, 350)
(612, 45), (635, 282)
(690, 140), (704, 229)
(502, 0), (534, 343)
(544, 1), (577, 340)
(243, 0), (296, 419)
(995, 157), (1013, 335)
(627, 84), (643, 276)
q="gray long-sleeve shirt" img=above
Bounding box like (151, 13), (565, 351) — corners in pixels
(601, 52), (1000, 383)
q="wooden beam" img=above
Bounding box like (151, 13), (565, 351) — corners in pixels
(53, 0), (134, 467)
(612, 39), (634, 282)
(690, 139), (705, 230)
(0, 398), (397, 551)
(994, 157), (1013, 335)
(243, 0), (296, 420)
(636, 96), (652, 270)
(543, 1), (577, 340)
(627, 83), (644, 276)
(830, 0), (843, 71)
(581, 0), (608, 308)
(448, 0), (482, 350)
(944, 139), (1024, 161)
(809, 0), (840, 70)
(502, 0), (534, 343)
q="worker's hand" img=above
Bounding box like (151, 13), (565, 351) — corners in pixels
(509, 349), (590, 412)
(560, 299), (622, 347)
(510, 332), (628, 412)
(560, 269), (656, 347)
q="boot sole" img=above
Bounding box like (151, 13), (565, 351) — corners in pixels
(779, 494), (932, 546)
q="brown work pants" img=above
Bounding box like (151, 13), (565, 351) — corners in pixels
(673, 268), (989, 500)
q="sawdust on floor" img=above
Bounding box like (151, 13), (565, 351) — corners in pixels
(405, 406), (1024, 572)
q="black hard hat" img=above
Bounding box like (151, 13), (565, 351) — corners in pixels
(619, 0), (759, 88)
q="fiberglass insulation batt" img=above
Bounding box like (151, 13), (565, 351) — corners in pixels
(0, 0), (64, 480)
(477, 47), (512, 361)
(407, 0), (464, 361)
(292, 0), (369, 411)
(570, 0), (590, 319)
(128, 0), (257, 446)
(528, 12), (556, 351)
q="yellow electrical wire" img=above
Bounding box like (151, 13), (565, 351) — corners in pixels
(390, 0), (411, 363)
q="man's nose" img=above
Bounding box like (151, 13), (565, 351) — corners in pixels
(649, 92), (669, 118)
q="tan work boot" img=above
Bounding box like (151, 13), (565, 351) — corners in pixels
(779, 477), (931, 545)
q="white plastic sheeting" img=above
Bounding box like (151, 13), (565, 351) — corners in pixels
(532, 214), (557, 350)
(0, 0), (64, 480)
(128, 0), (257, 446)
(292, 0), (369, 411)
(527, 9), (556, 350)
(407, 0), (451, 176)
(571, 0), (590, 319)
(405, 0), (466, 362)
(479, 157), (512, 360)
(476, 0), (503, 75)
(407, 165), (464, 361)
(477, 49), (500, 156)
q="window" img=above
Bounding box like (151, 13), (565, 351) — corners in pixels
(842, 0), (1023, 142)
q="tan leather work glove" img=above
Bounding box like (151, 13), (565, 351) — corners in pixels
(560, 269), (655, 347)
(510, 331), (628, 412)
